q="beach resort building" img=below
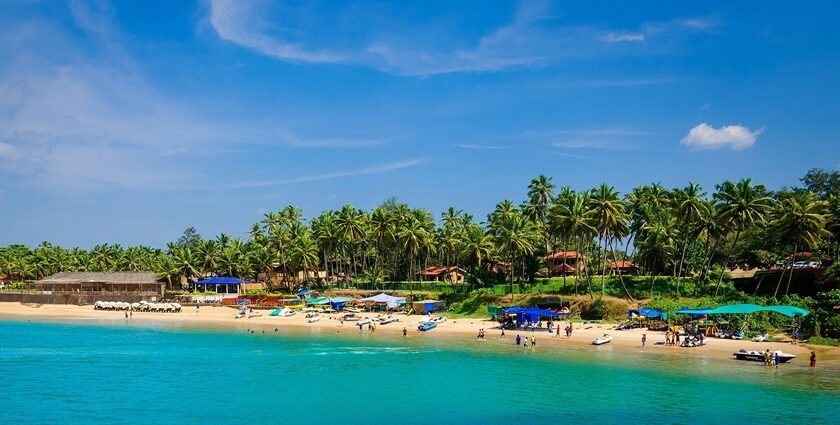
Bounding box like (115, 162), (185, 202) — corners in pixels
(608, 261), (640, 275)
(545, 251), (586, 275)
(36, 272), (164, 297)
(416, 266), (467, 284)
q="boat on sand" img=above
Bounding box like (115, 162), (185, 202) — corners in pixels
(592, 334), (613, 345)
(418, 321), (437, 332)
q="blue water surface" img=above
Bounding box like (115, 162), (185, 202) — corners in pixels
(0, 320), (838, 425)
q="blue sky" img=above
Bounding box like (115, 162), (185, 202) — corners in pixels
(1, 0), (839, 248)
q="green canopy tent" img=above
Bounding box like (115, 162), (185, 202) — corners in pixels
(705, 304), (808, 339)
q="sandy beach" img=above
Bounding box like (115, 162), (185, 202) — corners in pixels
(2, 301), (838, 365)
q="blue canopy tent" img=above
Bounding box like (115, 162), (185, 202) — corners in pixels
(504, 307), (571, 325)
(675, 307), (714, 316)
(194, 276), (244, 295)
(329, 297), (354, 311)
(627, 308), (667, 320)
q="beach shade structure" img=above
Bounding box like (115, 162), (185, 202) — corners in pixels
(504, 306), (571, 325)
(359, 293), (406, 309)
(675, 307), (715, 316)
(307, 297), (331, 305)
(412, 300), (446, 314)
(706, 304), (809, 317)
(194, 276), (244, 295)
(627, 308), (667, 320)
(328, 296), (354, 311)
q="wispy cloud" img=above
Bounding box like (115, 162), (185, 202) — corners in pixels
(552, 140), (636, 150)
(453, 144), (510, 150)
(208, 1), (717, 76)
(602, 32), (645, 43)
(227, 158), (429, 188)
(527, 128), (654, 137)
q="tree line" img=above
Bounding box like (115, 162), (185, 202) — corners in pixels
(2, 168), (839, 299)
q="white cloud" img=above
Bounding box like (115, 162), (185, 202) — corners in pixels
(680, 123), (762, 151)
(228, 158), (428, 188)
(602, 32), (645, 43)
(0, 142), (20, 160)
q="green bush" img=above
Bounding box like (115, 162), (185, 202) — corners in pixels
(807, 336), (840, 346)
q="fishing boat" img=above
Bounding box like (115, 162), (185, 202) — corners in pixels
(307, 315), (321, 323)
(733, 349), (796, 363)
(341, 313), (360, 321)
(358, 317), (372, 326)
(592, 334), (613, 345)
(418, 321), (437, 332)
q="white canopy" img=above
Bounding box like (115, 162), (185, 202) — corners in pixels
(359, 293), (406, 309)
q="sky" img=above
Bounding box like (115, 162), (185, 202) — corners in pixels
(1, 0), (839, 248)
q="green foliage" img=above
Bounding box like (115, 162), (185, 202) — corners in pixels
(807, 336), (840, 346)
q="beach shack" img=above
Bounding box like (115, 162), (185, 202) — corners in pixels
(193, 276), (244, 301)
(412, 299), (446, 314)
(359, 293), (406, 311)
(36, 272), (163, 296)
(416, 266), (467, 284)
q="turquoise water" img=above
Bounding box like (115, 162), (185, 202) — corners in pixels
(1, 320), (838, 425)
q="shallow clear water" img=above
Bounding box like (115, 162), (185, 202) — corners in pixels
(1, 320), (838, 424)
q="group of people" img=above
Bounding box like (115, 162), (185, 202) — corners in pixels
(515, 334), (537, 348)
(554, 322), (574, 337)
(476, 329), (487, 340)
(664, 329), (681, 346)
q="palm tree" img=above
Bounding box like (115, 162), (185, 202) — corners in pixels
(672, 182), (707, 278)
(462, 224), (493, 277)
(769, 191), (830, 297)
(397, 216), (430, 290)
(712, 178), (772, 295)
(291, 232), (320, 285)
(636, 222), (676, 298)
(494, 211), (539, 298)
(551, 192), (596, 298)
(587, 183), (632, 299)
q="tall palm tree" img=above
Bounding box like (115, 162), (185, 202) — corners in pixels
(587, 183), (631, 298)
(769, 191), (830, 297)
(636, 223), (676, 298)
(672, 182), (707, 278)
(712, 178), (772, 295)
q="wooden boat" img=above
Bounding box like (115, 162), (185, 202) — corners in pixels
(592, 334), (613, 345)
(418, 321), (437, 332)
(341, 313), (360, 321)
(733, 349), (795, 363)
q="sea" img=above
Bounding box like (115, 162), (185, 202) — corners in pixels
(1, 319), (838, 425)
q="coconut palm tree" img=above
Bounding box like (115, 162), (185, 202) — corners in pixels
(587, 183), (631, 298)
(712, 178), (772, 295)
(636, 222), (676, 298)
(769, 191), (830, 297)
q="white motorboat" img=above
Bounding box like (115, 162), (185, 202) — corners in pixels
(247, 310), (262, 318)
(358, 317), (372, 326)
(235, 312), (246, 319)
(419, 316), (445, 324)
(752, 332), (770, 342)
(307, 314), (321, 323)
(734, 349), (795, 363)
(592, 334), (613, 345)
(378, 316), (398, 325)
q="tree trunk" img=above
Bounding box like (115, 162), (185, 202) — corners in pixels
(714, 230), (741, 296)
(608, 237), (635, 302)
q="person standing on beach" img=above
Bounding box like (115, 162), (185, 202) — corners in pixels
(641, 334), (647, 349)
(764, 349), (771, 366)
(403, 327), (407, 337)
(810, 351), (816, 368)
(500, 328), (505, 339)
(531, 336), (536, 347)
(196, 304), (200, 314)
(774, 352), (781, 368)
(516, 334), (521, 346)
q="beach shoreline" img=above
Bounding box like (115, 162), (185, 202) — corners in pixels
(2, 301), (839, 365)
